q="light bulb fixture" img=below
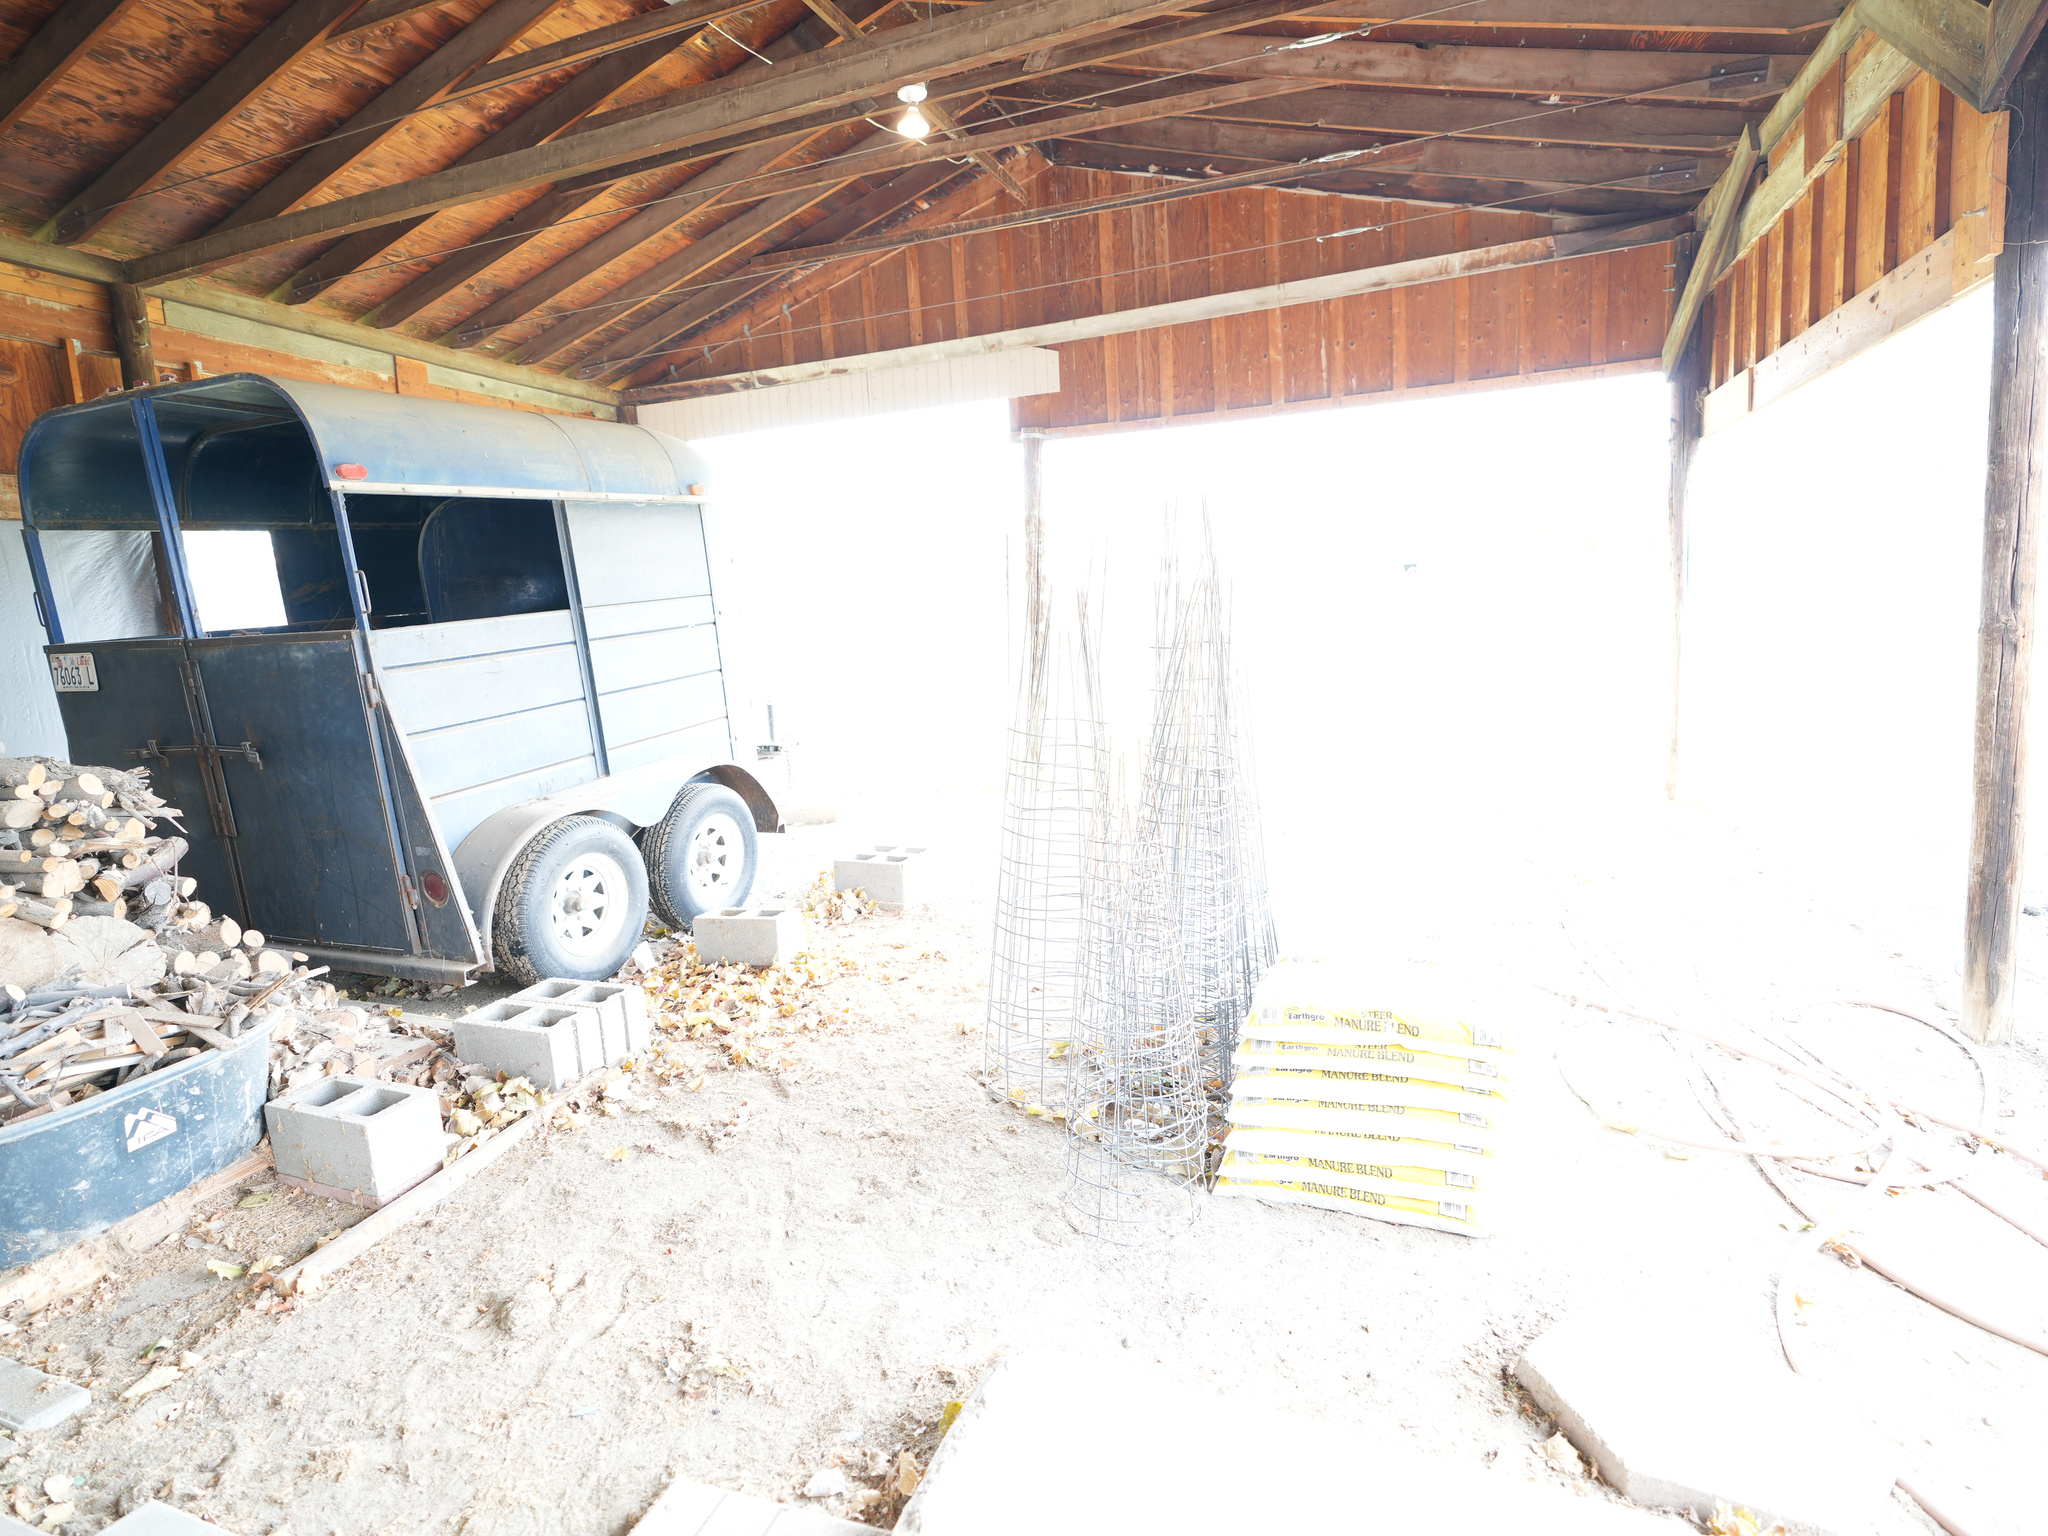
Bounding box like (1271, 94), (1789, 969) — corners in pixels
(895, 81), (931, 139)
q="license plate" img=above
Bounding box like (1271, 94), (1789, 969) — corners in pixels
(48, 651), (98, 692)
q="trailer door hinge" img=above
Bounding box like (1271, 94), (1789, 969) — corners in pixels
(397, 874), (421, 911)
(363, 675), (384, 710)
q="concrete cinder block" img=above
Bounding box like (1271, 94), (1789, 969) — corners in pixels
(1514, 1302), (1895, 1536)
(832, 845), (927, 911)
(264, 1076), (446, 1209)
(692, 905), (807, 969)
(0, 1354), (90, 1434)
(506, 979), (650, 1066)
(453, 999), (586, 1089)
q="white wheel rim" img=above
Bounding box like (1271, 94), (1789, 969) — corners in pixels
(548, 851), (631, 957)
(686, 813), (744, 902)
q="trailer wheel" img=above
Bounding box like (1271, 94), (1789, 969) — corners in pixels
(642, 783), (758, 930)
(494, 816), (650, 985)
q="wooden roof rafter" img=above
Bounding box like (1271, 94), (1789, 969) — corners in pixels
(0, 0), (2028, 419)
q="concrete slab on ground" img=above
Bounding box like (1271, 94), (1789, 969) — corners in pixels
(0, 1354), (89, 1433)
(633, 1475), (871, 1535)
(899, 1348), (1684, 1535)
(102, 1502), (238, 1533)
(1515, 1301), (1897, 1536)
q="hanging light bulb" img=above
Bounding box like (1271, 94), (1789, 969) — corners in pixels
(895, 81), (931, 139)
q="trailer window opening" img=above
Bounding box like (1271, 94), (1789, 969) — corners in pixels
(183, 530), (288, 633)
(34, 527), (179, 642)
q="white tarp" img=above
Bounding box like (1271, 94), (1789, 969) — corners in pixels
(0, 528), (67, 755)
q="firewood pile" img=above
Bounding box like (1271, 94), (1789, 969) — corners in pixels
(0, 753), (345, 1127)
(1, 754), (202, 932)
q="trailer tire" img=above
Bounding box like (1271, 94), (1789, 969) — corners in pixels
(494, 815), (650, 985)
(643, 783), (758, 931)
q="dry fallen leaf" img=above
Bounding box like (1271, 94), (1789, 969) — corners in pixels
(40, 1476), (69, 1502)
(249, 1255), (286, 1276)
(939, 1400), (964, 1435)
(121, 1365), (180, 1401)
(237, 1192), (274, 1207)
(1539, 1432), (1584, 1477)
(894, 1450), (922, 1498)
(688, 1074), (707, 1092)
(603, 1146), (630, 1162)
(205, 1259), (244, 1279)
(38, 1501), (74, 1530)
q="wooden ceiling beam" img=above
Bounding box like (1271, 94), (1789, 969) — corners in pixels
(43, 0), (377, 246)
(733, 126), (1711, 277)
(622, 159), (973, 363)
(1859, 0), (1993, 105)
(128, 0), (1345, 284)
(1080, 119), (1728, 192)
(449, 0), (784, 96)
(334, 0), (458, 41)
(439, 30), (855, 346)
(212, 0), (568, 236)
(1112, 34), (1802, 106)
(348, 4), (865, 323)
(1044, 137), (1674, 214)
(266, 0), (1347, 306)
(511, 128), (902, 366)
(1988, 0), (2048, 106)
(545, 77), (1320, 219)
(1260, 2), (1839, 27)
(275, 27), (691, 304)
(0, 0), (143, 138)
(1181, 86), (1761, 151)
(618, 158), (1029, 387)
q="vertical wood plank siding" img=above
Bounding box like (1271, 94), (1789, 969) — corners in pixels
(1708, 69), (2007, 395)
(668, 166), (1679, 438)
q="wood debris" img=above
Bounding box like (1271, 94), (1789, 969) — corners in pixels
(0, 757), (461, 1125)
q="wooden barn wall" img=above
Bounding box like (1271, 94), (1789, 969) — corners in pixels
(672, 168), (1678, 438)
(1702, 44), (2007, 432)
(0, 260), (614, 515)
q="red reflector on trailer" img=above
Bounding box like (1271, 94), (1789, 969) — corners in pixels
(335, 463), (369, 480)
(420, 870), (449, 906)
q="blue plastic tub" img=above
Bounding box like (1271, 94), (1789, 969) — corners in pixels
(0, 1027), (270, 1266)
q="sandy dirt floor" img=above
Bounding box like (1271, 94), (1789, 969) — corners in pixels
(2, 800), (2045, 1536)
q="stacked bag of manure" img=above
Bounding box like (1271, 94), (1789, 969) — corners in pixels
(1214, 960), (1510, 1236)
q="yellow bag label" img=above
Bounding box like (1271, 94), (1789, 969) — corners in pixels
(1238, 1036), (1509, 1086)
(1230, 1090), (1501, 1127)
(1222, 1147), (1482, 1192)
(1214, 1173), (1485, 1233)
(1246, 960), (1511, 1052)
(1224, 1107), (1496, 1155)
(1235, 1065), (1508, 1106)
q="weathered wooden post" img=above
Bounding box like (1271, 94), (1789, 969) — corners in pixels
(109, 283), (157, 390)
(1020, 429), (1048, 696)
(1965, 34), (2048, 1044)
(1667, 328), (1706, 802)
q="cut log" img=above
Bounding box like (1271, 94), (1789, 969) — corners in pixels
(115, 836), (187, 893)
(12, 897), (71, 931)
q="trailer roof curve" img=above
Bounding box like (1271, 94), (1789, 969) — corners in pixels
(21, 374), (709, 530)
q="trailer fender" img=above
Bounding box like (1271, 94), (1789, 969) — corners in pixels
(689, 764), (781, 835)
(452, 760), (779, 960)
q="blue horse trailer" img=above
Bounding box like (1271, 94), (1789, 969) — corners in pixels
(15, 374), (774, 984)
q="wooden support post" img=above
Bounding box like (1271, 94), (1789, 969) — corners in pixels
(1020, 430), (1048, 696)
(1667, 321), (1706, 803)
(109, 284), (157, 389)
(1966, 31), (2048, 1044)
